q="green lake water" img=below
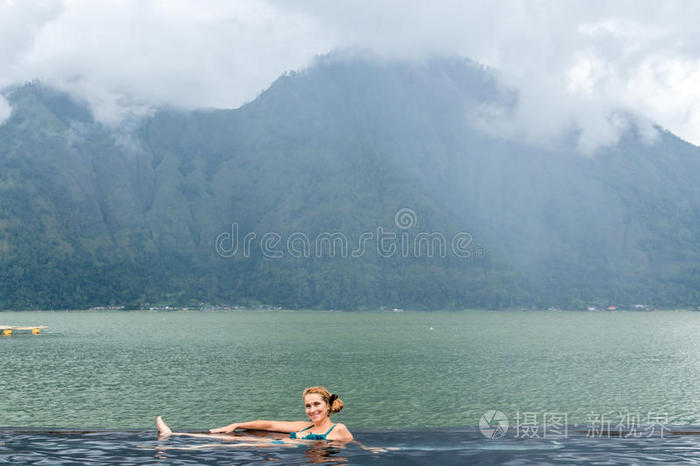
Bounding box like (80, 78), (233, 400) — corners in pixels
(2, 310), (700, 430)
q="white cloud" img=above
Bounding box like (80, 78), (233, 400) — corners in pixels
(0, 0), (62, 69)
(624, 57), (700, 145)
(0, 94), (11, 125)
(1, 0), (334, 123)
(1, 0), (699, 149)
(277, 0), (700, 150)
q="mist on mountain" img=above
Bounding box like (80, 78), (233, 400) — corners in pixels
(1, 54), (698, 309)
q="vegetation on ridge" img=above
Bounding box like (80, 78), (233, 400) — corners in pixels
(1, 57), (699, 309)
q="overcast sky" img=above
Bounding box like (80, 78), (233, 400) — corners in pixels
(1, 0), (699, 151)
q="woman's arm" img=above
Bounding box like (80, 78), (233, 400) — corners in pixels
(209, 420), (311, 434)
(327, 423), (354, 441)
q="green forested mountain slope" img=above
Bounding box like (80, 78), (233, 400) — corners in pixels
(1, 56), (699, 309)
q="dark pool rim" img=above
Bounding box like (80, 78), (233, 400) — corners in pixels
(4, 424), (700, 436)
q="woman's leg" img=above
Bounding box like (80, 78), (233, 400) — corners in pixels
(157, 417), (235, 440)
(156, 416), (277, 443)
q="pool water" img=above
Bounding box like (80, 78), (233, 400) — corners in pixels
(2, 427), (700, 464)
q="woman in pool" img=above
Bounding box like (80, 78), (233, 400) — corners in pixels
(157, 386), (353, 442)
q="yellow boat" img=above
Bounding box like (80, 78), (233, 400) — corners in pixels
(1, 325), (48, 335)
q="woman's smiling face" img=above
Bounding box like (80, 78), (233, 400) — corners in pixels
(304, 393), (329, 423)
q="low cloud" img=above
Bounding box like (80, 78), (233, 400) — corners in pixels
(0, 95), (11, 125)
(1, 0), (333, 123)
(283, 0), (699, 151)
(1, 0), (699, 150)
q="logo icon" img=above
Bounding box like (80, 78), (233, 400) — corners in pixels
(480, 410), (509, 439)
(394, 207), (417, 229)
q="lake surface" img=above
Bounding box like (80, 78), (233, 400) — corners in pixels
(2, 310), (700, 431)
(2, 310), (700, 463)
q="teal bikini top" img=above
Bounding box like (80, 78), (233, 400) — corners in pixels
(290, 424), (336, 440)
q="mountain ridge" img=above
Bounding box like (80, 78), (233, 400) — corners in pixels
(1, 55), (699, 309)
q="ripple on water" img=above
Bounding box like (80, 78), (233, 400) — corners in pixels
(5, 428), (700, 465)
(4, 310), (700, 429)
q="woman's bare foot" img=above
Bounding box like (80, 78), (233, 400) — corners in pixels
(157, 416), (173, 438)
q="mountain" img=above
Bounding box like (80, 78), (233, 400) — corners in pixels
(1, 55), (699, 309)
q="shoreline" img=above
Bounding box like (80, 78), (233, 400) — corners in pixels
(2, 307), (699, 313)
